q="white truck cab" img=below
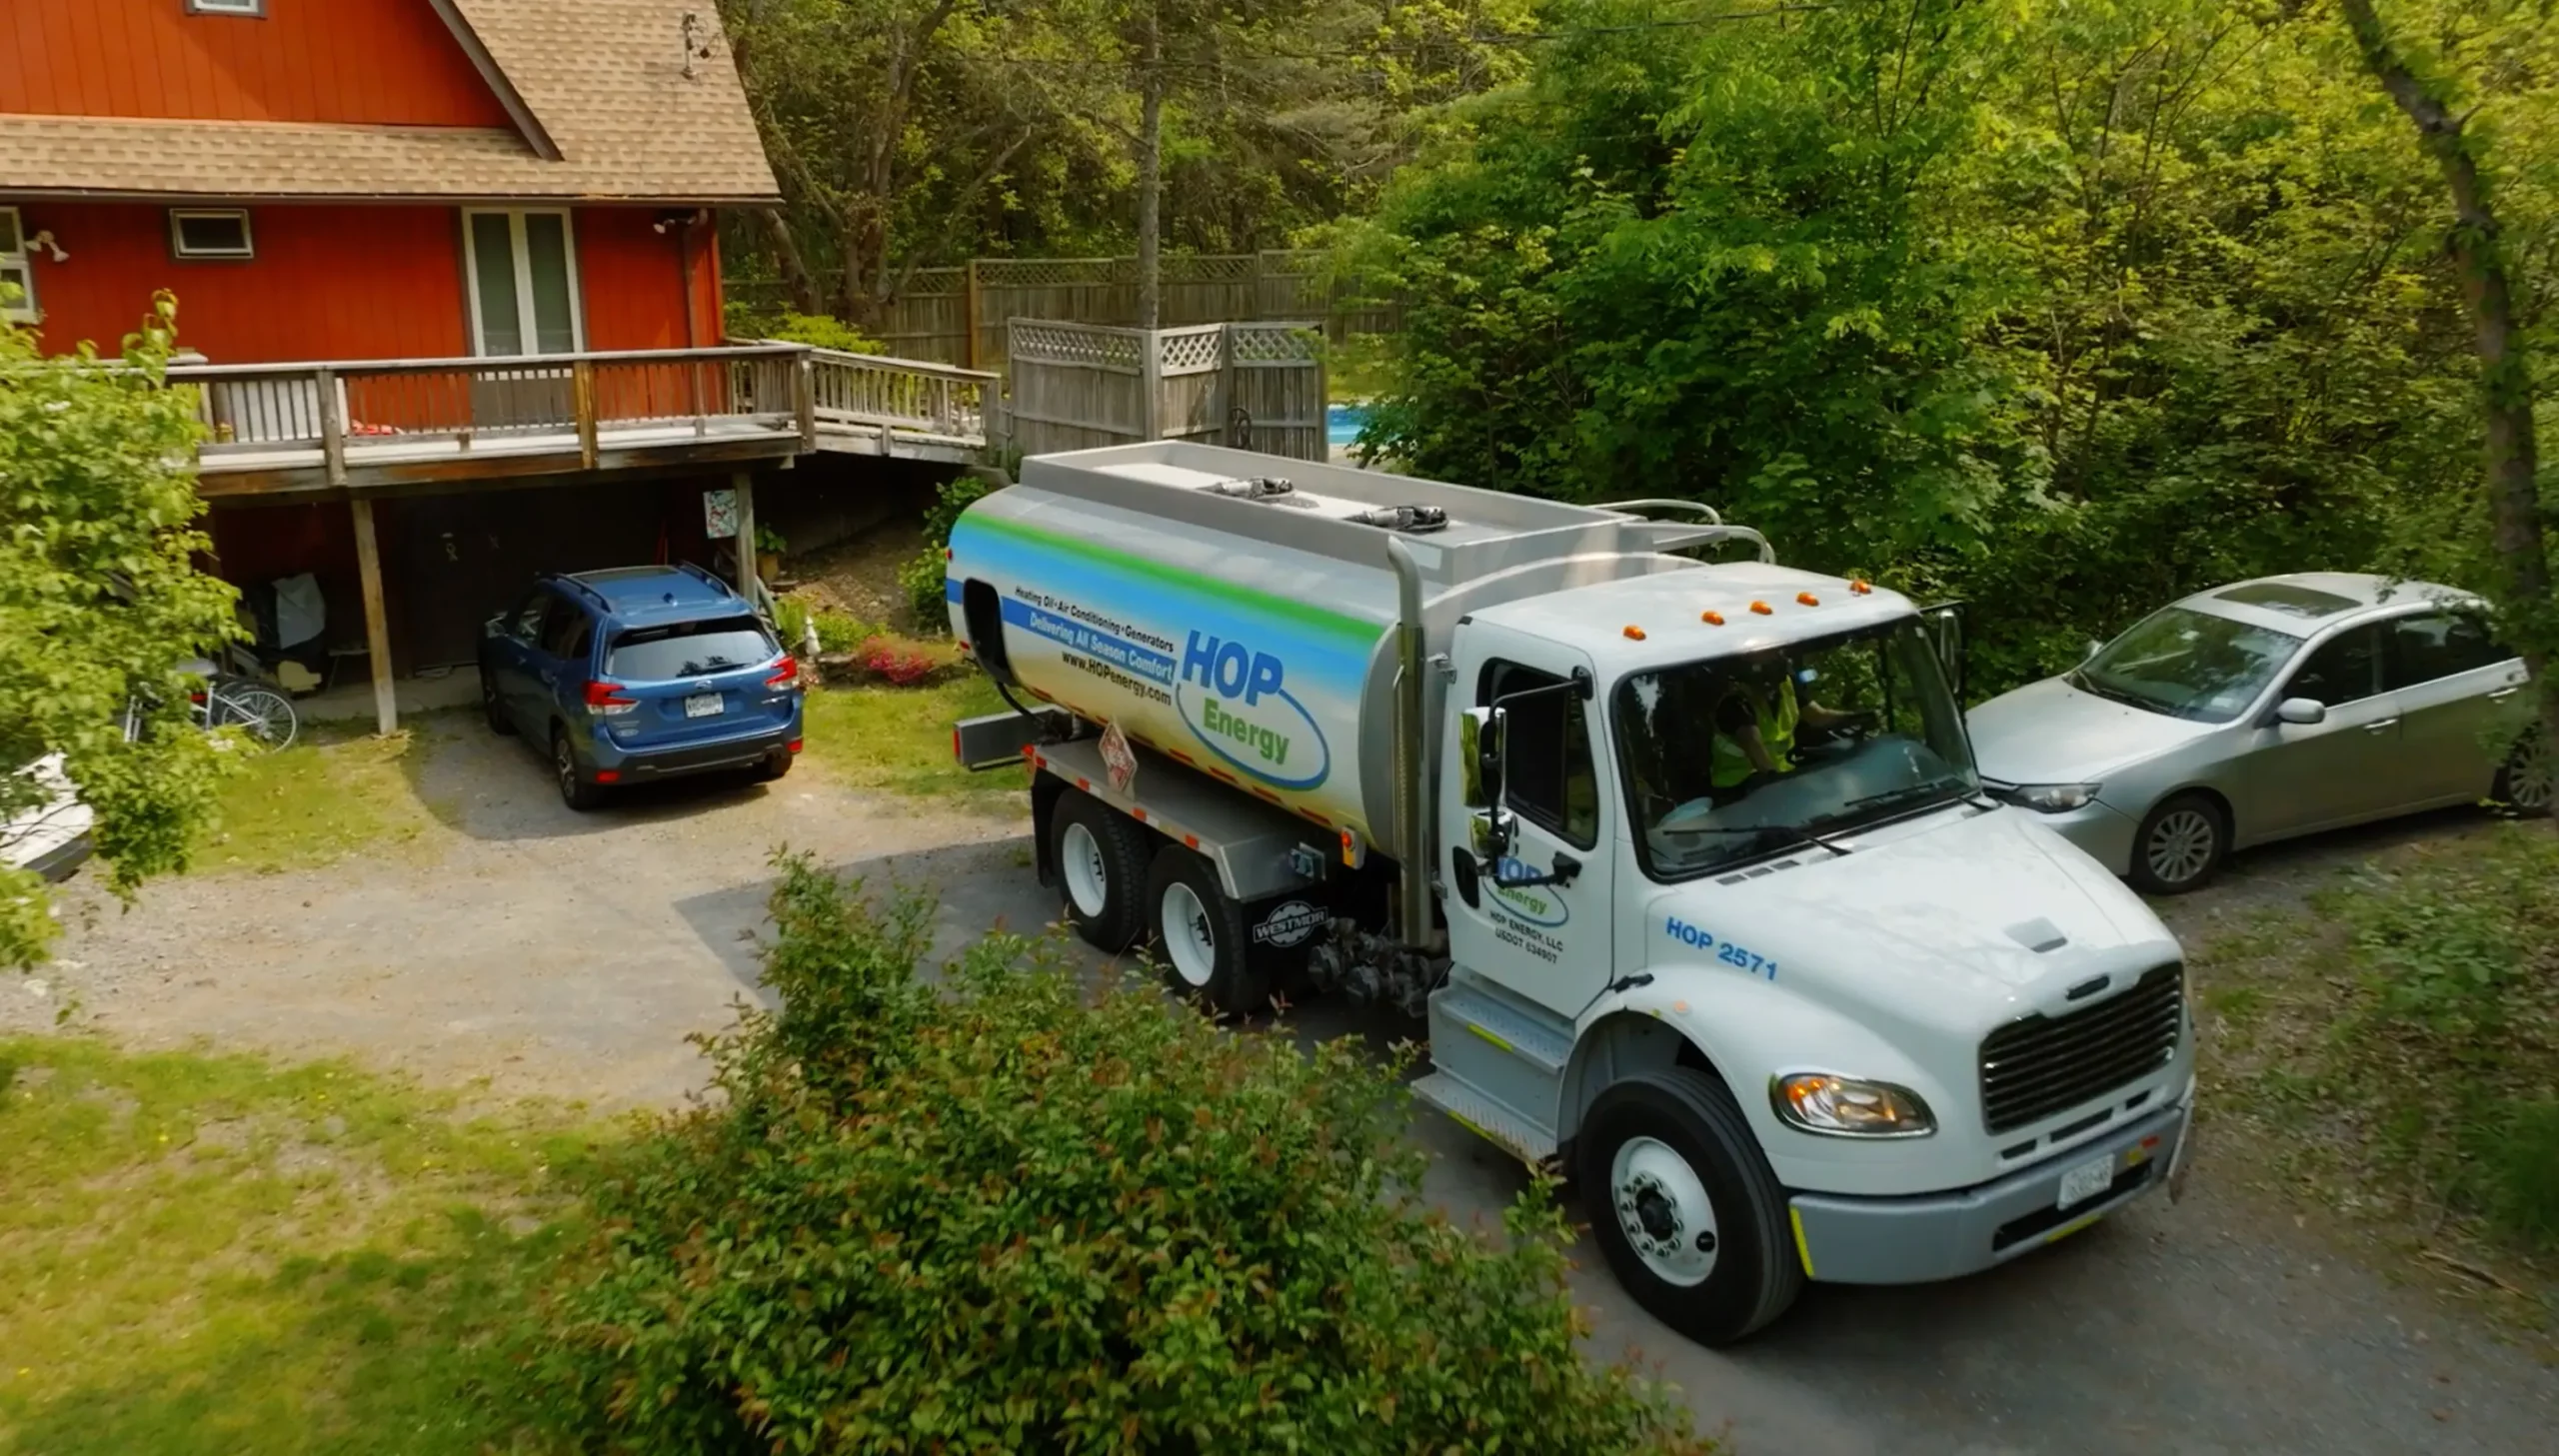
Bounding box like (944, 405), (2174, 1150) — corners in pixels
(949, 442), (2196, 1343)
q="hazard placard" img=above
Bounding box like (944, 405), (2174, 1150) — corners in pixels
(1099, 720), (1137, 794)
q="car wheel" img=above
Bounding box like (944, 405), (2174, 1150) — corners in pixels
(1578, 1068), (1803, 1346)
(1050, 791), (1152, 952)
(553, 728), (602, 812)
(2129, 792), (2226, 894)
(2493, 731), (2552, 817)
(482, 669), (514, 736)
(1144, 846), (1269, 1017)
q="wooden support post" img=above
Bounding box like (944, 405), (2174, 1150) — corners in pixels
(795, 355), (818, 448)
(348, 496), (398, 736)
(1140, 329), (1164, 443)
(572, 359), (599, 469)
(964, 259), (983, 371)
(317, 366), (347, 487)
(731, 470), (759, 605)
(1220, 322), (1240, 448)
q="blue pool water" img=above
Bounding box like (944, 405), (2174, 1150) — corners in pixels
(1326, 402), (1369, 449)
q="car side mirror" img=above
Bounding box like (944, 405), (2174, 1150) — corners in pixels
(2275, 697), (2326, 727)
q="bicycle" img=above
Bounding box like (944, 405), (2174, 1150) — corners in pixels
(122, 657), (300, 753)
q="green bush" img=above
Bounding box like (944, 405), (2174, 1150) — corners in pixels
(724, 303), (885, 355)
(522, 855), (1710, 1455)
(902, 474), (999, 632)
(2332, 826), (2559, 1248)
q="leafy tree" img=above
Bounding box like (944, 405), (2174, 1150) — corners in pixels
(524, 856), (1713, 1454)
(1, 298), (240, 968)
(2339, 0), (2559, 825)
(1346, 0), (2515, 691)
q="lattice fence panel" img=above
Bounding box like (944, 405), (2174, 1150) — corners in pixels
(1156, 325), (1227, 377)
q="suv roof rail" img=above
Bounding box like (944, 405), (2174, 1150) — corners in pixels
(544, 573), (614, 613)
(672, 560), (738, 597)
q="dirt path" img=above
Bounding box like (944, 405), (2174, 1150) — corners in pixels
(13, 740), (2553, 1452)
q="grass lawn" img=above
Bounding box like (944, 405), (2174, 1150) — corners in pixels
(189, 724), (444, 876)
(798, 676), (1027, 801)
(0, 1037), (585, 1455)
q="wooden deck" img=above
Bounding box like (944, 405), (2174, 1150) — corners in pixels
(175, 344), (997, 498)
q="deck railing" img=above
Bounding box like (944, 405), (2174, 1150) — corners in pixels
(796, 345), (996, 445)
(169, 343), (992, 485)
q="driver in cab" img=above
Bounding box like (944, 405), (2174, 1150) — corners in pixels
(1711, 656), (1861, 793)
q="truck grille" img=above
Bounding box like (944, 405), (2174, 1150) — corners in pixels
(1979, 964), (2183, 1134)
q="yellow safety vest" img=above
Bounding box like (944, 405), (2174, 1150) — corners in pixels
(1710, 677), (1799, 789)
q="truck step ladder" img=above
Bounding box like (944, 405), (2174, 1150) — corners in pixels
(1414, 974), (1573, 1168)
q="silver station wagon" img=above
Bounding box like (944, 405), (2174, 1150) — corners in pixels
(1967, 573), (2548, 892)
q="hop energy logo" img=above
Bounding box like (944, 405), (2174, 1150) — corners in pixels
(1175, 631), (1329, 789)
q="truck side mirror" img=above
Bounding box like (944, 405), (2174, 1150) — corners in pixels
(1923, 603), (1968, 701)
(1460, 706), (1504, 810)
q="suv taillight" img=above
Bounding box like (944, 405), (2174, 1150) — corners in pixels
(766, 654), (800, 691)
(584, 680), (637, 716)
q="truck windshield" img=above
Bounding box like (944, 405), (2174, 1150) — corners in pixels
(1614, 618), (1978, 878)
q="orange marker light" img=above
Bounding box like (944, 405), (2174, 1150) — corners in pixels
(1701, 610), (1725, 626)
(1849, 579), (1873, 595)
(1749, 601), (1773, 616)
(1797, 592), (1820, 607)
(1623, 625), (1647, 641)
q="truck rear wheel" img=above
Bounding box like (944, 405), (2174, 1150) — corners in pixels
(1145, 847), (1269, 1017)
(1578, 1067), (1803, 1345)
(1052, 791), (1152, 952)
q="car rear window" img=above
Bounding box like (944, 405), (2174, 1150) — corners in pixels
(605, 617), (777, 680)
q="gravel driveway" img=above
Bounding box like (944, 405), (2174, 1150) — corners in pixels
(11, 732), (2553, 1453)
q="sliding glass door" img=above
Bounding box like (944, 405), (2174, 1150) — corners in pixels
(464, 210), (582, 357)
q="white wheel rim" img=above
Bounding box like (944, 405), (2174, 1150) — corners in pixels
(1061, 822), (1110, 918)
(1161, 881), (1217, 988)
(1610, 1135), (1718, 1287)
(221, 691), (289, 748)
(2145, 807), (2216, 885)
(2511, 735), (2552, 809)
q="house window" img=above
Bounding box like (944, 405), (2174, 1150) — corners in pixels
(170, 209), (255, 260)
(0, 208), (36, 323)
(186, 1), (266, 16)
(463, 210), (582, 357)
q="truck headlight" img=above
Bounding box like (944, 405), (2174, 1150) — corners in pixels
(1769, 1072), (1935, 1137)
(2004, 782), (2100, 812)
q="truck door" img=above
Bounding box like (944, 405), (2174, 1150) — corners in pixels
(1440, 627), (1614, 1017)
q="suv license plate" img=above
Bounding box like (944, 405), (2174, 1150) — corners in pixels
(684, 693), (723, 719)
(2058, 1152), (2115, 1210)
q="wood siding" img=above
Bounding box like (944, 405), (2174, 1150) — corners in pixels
(2, 0), (511, 127)
(17, 202), (471, 363)
(11, 202), (721, 366)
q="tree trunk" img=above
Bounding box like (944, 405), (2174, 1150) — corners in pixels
(2342, 0), (2559, 820)
(756, 208), (823, 317)
(1135, 7), (1165, 332)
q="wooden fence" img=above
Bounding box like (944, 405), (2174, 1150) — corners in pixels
(738, 251), (1397, 374)
(1005, 319), (1328, 462)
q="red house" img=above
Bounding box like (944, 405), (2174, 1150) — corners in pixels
(3, 0), (987, 728)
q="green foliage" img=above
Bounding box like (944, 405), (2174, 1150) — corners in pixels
(522, 855), (1708, 1454)
(1, 295), (242, 967)
(1347, 0), (2512, 695)
(799, 676), (1024, 797)
(901, 473), (998, 632)
(2329, 827), (2559, 1247)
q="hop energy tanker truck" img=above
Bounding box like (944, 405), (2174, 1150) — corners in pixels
(945, 441), (2195, 1344)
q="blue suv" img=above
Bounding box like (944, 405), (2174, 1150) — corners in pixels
(478, 564), (803, 810)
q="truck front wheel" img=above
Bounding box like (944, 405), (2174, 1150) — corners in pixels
(1578, 1068), (1803, 1345)
(1052, 791), (1153, 952)
(1145, 848), (1269, 1017)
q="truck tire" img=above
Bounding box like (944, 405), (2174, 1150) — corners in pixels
(1578, 1067), (1803, 1346)
(1052, 791), (1152, 952)
(1145, 847), (1269, 1017)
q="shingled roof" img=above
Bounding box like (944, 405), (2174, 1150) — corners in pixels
(0, 0), (780, 204)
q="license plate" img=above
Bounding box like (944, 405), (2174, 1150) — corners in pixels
(2058, 1152), (2116, 1209)
(683, 693), (723, 719)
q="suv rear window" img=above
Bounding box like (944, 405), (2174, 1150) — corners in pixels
(605, 617), (777, 680)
